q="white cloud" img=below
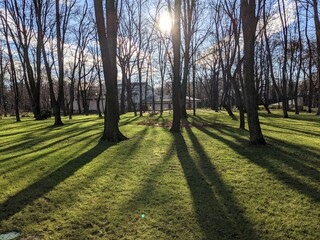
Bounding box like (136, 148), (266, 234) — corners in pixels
(263, 0), (297, 37)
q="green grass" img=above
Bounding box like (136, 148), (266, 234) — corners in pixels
(0, 110), (319, 240)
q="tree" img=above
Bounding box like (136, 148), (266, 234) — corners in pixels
(240, 0), (266, 144)
(1, 2), (20, 122)
(277, 0), (290, 118)
(156, 34), (170, 116)
(153, 2), (173, 116)
(212, 2), (237, 119)
(215, 0), (246, 128)
(180, 0), (196, 119)
(54, 0), (73, 125)
(38, 0), (75, 126)
(263, 5), (284, 113)
(90, 28), (104, 118)
(67, 0), (92, 119)
(169, 0), (182, 132)
(4, 0), (43, 120)
(117, 0), (139, 115)
(0, 38), (8, 117)
(94, 0), (127, 142)
(312, 0), (320, 115)
(293, 0), (303, 114)
(304, 2), (315, 113)
(129, 0), (156, 116)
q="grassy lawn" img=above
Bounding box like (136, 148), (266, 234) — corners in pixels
(0, 110), (319, 239)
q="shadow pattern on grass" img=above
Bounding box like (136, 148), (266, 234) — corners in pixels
(0, 120), (104, 155)
(0, 142), (109, 223)
(118, 142), (175, 210)
(262, 121), (320, 138)
(8, 127), (151, 236)
(119, 116), (140, 126)
(173, 130), (258, 239)
(0, 132), (101, 178)
(195, 125), (320, 203)
(0, 127), (101, 166)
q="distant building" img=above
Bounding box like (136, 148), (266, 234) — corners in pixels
(72, 82), (201, 113)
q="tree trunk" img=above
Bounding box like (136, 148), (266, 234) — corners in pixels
(293, 0), (303, 114)
(94, 0), (126, 142)
(120, 65), (126, 114)
(138, 68), (143, 116)
(158, 40), (167, 116)
(230, 75), (245, 128)
(97, 67), (103, 118)
(144, 68), (149, 112)
(275, 0), (289, 118)
(160, 75), (164, 116)
(62, 93), (67, 117)
(150, 63), (155, 112)
(69, 79), (75, 119)
(180, 0), (195, 119)
(77, 82), (82, 114)
(313, 0), (320, 115)
(212, 71), (219, 112)
(241, 0), (266, 144)
(170, 0), (182, 132)
(307, 37), (313, 113)
(54, 0), (64, 126)
(192, 63), (196, 116)
(0, 51), (5, 117)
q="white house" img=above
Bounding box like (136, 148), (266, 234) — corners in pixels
(72, 82), (201, 113)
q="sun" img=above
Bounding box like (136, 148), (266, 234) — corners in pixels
(158, 11), (172, 34)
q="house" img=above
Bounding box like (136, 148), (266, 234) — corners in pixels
(72, 81), (202, 113)
(145, 95), (201, 111)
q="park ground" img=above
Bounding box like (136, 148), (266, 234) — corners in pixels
(0, 110), (319, 239)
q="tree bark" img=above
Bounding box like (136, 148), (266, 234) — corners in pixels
(120, 64), (126, 114)
(312, 0), (320, 115)
(54, 0), (64, 125)
(293, 0), (302, 114)
(240, 0), (266, 144)
(304, 3), (313, 113)
(97, 65), (103, 118)
(0, 48), (6, 117)
(170, 0), (182, 132)
(94, 0), (127, 142)
(180, 0), (195, 119)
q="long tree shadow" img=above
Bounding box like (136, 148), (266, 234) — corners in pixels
(259, 112), (320, 124)
(119, 116), (140, 126)
(0, 132), (101, 176)
(213, 126), (320, 178)
(173, 130), (258, 239)
(262, 121), (320, 138)
(264, 136), (320, 169)
(0, 120), (103, 155)
(213, 125), (320, 169)
(0, 142), (110, 223)
(0, 121), (51, 138)
(0, 127), (101, 165)
(119, 142), (175, 211)
(8, 127), (152, 230)
(196, 126), (320, 203)
(189, 115), (236, 128)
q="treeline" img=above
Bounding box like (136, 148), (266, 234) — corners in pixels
(0, 0), (319, 143)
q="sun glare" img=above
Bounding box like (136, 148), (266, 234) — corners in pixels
(158, 11), (172, 34)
